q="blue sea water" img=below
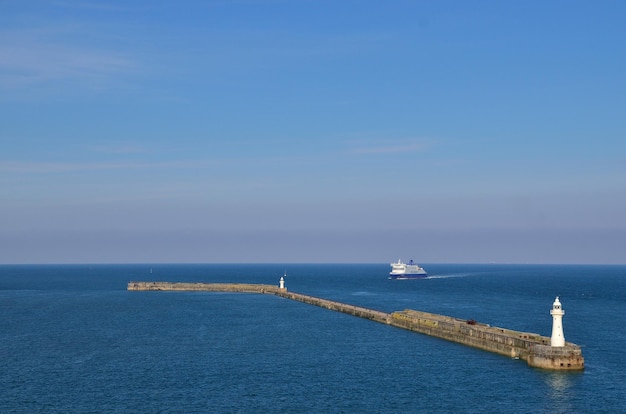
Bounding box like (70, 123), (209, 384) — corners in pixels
(1, 263), (625, 413)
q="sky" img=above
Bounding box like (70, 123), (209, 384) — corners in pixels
(1, 0), (625, 264)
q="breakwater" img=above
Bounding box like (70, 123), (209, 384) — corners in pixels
(128, 281), (584, 370)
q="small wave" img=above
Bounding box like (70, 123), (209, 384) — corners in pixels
(352, 291), (376, 296)
(72, 353), (95, 365)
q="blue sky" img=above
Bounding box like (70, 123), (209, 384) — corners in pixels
(1, 0), (625, 264)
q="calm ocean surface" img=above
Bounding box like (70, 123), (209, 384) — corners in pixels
(1, 263), (625, 413)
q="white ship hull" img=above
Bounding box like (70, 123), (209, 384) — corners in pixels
(389, 259), (427, 279)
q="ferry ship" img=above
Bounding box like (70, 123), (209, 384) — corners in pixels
(389, 259), (427, 279)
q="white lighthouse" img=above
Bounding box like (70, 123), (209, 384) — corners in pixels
(279, 272), (286, 290)
(550, 296), (565, 347)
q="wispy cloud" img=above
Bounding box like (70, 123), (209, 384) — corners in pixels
(51, 1), (136, 12)
(0, 27), (136, 91)
(349, 142), (428, 155)
(0, 159), (212, 174)
(88, 144), (152, 155)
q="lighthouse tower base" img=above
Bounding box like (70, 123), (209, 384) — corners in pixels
(527, 344), (585, 370)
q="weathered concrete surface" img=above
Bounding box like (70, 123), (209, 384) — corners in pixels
(128, 281), (584, 370)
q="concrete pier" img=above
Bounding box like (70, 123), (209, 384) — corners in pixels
(128, 281), (584, 370)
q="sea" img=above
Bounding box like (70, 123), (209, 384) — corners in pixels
(1, 263), (625, 413)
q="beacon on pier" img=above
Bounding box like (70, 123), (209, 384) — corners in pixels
(550, 296), (565, 347)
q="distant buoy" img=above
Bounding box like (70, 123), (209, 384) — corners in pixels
(550, 296), (565, 347)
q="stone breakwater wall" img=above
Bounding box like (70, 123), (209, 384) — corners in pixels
(128, 281), (281, 294)
(127, 281), (584, 370)
(390, 309), (584, 370)
(276, 290), (391, 324)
